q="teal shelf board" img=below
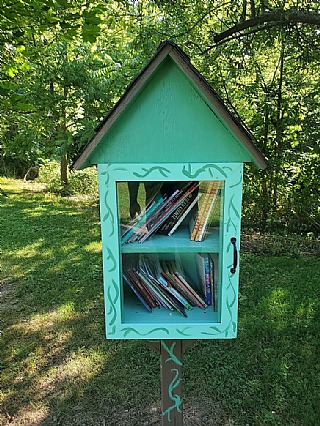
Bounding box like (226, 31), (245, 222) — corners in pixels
(122, 296), (220, 324)
(121, 227), (220, 254)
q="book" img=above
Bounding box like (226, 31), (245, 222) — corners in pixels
(167, 193), (202, 236)
(195, 253), (212, 306)
(123, 272), (152, 312)
(126, 268), (158, 308)
(157, 183), (199, 235)
(121, 192), (165, 244)
(122, 254), (210, 317)
(209, 253), (219, 311)
(138, 182), (198, 243)
(190, 181), (220, 242)
(121, 181), (202, 244)
(172, 258), (207, 309)
(159, 261), (192, 310)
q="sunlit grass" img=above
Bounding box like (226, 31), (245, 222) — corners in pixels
(1, 177), (319, 426)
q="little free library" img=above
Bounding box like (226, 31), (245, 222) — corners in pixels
(73, 40), (267, 341)
(73, 40), (267, 426)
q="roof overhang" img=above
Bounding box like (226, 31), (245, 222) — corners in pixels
(72, 41), (268, 170)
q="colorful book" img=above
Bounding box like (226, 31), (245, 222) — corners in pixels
(209, 253), (219, 312)
(159, 262), (192, 310)
(168, 193), (202, 236)
(123, 272), (152, 312)
(157, 183), (199, 235)
(195, 253), (212, 306)
(190, 181), (220, 242)
(128, 268), (159, 308)
(121, 192), (164, 244)
(138, 182), (198, 243)
(171, 259), (207, 309)
(123, 254), (210, 316)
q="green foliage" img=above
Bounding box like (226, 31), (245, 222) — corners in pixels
(67, 168), (98, 196)
(1, 0), (320, 234)
(38, 160), (98, 196)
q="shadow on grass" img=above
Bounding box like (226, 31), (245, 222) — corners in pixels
(0, 189), (162, 425)
(1, 186), (320, 425)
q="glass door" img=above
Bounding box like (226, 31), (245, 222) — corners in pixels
(98, 163), (242, 339)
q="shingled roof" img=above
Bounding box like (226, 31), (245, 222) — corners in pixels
(73, 40), (267, 170)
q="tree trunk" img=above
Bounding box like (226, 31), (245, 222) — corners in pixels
(61, 83), (69, 187)
(272, 40), (285, 208)
(61, 151), (68, 186)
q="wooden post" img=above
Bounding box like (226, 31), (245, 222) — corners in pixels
(145, 339), (196, 426)
(160, 340), (183, 425)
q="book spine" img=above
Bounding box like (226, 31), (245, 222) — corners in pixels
(136, 270), (170, 309)
(167, 193), (202, 236)
(190, 181), (220, 242)
(121, 196), (163, 244)
(160, 270), (192, 310)
(172, 272), (207, 309)
(138, 183), (197, 243)
(204, 256), (212, 306)
(159, 183), (199, 234)
(126, 269), (157, 308)
(190, 189), (212, 240)
(196, 253), (212, 306)
(123, 273), (152, 312)
(209, 253), (219, 312)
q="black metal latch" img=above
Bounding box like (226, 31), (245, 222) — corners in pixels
(230, 237), (238, 274)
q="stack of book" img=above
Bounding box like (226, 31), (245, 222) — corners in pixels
(121, 181), (200, 244)
(123, 254), (208, 317)
(190, 181), (221, 242)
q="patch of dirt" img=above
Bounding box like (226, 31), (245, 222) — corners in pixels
(241, 232), (320, 257)
(0, 398), (235, 426)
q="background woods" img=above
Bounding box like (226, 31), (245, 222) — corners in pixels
(1, 0), (319, 233)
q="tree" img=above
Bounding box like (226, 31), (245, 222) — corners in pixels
(0, 1), (107, 183)
(1, 0), (319, 231)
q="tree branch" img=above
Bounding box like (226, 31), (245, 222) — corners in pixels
(213, 9), (320, 44)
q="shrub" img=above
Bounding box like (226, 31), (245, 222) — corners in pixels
(38, 160), (98, 196)
(67, 168), (98, 195)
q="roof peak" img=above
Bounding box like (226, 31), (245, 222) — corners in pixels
(72, 41), (267, 170)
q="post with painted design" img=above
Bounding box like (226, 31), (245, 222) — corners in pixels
(72, 41), (267, 425)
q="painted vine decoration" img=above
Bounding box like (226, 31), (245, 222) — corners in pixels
(99, 163), (242, 339)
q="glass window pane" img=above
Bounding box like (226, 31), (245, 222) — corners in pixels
(116, 180), (223, 323)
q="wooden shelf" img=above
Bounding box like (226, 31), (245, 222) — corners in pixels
(121, 227), (220, 254)
(122, 292), (220, 324)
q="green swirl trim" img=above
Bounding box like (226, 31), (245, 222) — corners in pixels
(201, 325), (223, 336)
(133, 166), (171, 178)
(103, 193), (115, 236)
(107, 279), (120, 327)
(226, 194), (240, 234)
(229, 172), (242, 189)
(106, 247), (117, 272)
(162, 368), (182, 422)
(113, 167), (128, 172)
(121, 327), (170, 338)
(182, 163), (228, 179)
(226, 274), (237, 308)
(161, 341), (183, 366)
(176, 327), (193, 337)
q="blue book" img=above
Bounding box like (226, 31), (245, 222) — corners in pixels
(195, 253), (212, 306)
(121, 193), (164, 244)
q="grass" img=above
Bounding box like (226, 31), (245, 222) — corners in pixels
(0, 177), (319, 426)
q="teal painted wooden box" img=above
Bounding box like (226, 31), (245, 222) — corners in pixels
(73, 41), (267, 340)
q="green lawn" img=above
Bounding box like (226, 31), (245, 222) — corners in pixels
(0, 178), (319, 426)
